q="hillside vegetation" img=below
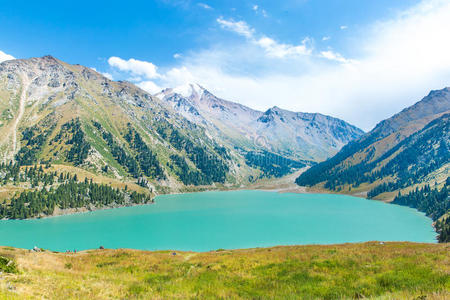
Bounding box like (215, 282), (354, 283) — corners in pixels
(0, 243), (449, 299)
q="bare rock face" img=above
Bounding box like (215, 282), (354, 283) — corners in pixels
(156, 83), (364, 161)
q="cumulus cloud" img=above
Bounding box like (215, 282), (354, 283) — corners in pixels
(137, 81), (162, 94)
(0, 50), (15, 63)
(340, 25), (348, 30)
(164, 66), (196, 86)
(108, 57), (160, 79)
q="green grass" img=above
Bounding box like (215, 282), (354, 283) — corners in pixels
(0, 256), (18, 274)
(0, 242), (448, 299)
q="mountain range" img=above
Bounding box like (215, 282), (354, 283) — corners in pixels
(0, 56), (363, 195)
(156, 83), (364, 162)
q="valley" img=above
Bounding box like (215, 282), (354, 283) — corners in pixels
(0, 56), (364, 220)
(0, 55), (448, 299)
(2, 1), (450, 299)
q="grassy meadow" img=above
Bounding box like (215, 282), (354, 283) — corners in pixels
(0, 242), (449, 299)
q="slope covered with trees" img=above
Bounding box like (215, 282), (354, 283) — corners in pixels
(0, 169), (152, 219)
(245, 150), (307, 178)
(296, 88), (450, 190)
(392, 177), (449, 242)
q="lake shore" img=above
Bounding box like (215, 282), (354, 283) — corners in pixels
(0, 167), (396, 221)
(0, 169), (309, 220)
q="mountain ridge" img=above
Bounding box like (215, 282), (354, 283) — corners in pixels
(155, 82), (364, 162)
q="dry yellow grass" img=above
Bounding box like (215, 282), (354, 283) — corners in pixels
(0, 242), (449, 299)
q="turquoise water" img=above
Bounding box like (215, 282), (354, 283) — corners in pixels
(0, 191), (436, 251)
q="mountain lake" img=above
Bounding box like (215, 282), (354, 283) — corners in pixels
(0, 190), (436, 252)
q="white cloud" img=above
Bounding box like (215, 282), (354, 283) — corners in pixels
(108, 57), (160, 79)
(173, 53), (182, 59)
(90, 67), (113, 80)
(322, 36), (331, 41)
(165, 66), (196, 87)
(0, 50), (15, 63)
(320, 50), (353, 64)
(261, 37), (311, 58)
(217, 17), (254, 38)
(340, 25), (348, 30)
(257, 37), (312, 58)
(137, 81), (162, 94)
(217, 17), (312, 58)
(252, 4), (268, 17)
(198, 3), (212, 10)
(102, 73), (113, 80)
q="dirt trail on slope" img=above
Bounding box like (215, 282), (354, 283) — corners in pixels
(8, 74), (30, 160)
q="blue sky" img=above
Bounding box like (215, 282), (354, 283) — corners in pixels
(1, 0), (450, 130)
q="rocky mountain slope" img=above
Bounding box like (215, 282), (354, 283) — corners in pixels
(156, 84), (364, 162)
(0, 56), (254, 193)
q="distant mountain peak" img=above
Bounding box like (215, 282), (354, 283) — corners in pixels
(172, 83), (205, 98)
(42, 55), (57, 61)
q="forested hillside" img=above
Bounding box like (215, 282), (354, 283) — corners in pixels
(392, 177), (449, 242)
(0, 163), (152, 219)
(296, 89), (450, 191)
(296, 89), (450, 242)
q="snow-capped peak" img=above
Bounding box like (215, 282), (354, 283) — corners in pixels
(173, 83), (205, 98)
